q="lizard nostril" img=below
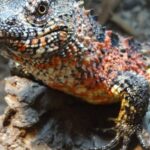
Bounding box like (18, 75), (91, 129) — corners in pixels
(6, 18), (17, 26)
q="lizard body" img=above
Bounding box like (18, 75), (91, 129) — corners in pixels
(0, 0), (150, 149)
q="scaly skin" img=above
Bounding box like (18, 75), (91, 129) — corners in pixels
(0, 0), (150, 149)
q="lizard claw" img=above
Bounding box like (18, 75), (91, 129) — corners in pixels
(90, 123), (138, 150)
(101, 127), (116, 133)
(89, 133), (120, 150)
(137, 128), (150, 150)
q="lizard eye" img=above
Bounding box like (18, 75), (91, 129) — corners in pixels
(25, 0), (51, 26)
(37, 2), (49, 16)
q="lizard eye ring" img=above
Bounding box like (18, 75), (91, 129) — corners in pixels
(38, 3), (49, 15)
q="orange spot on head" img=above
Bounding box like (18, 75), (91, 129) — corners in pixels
(106, 30), (112, 36)
(40, 37), (46, 47)
(36, 63), (48, 69)
(13, 55), (22, 62)
(32, 39), (38, 45)
(51, 57), (62, 66)
(59, 31), (68, 41)
(18, 45), (26, 52)
(123, 37), (133, 48)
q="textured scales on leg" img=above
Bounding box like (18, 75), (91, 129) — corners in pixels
(90, 71), (150, 150)
(0, 0), (150, 149)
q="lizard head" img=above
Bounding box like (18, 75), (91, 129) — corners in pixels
(0, 0), (94, 62)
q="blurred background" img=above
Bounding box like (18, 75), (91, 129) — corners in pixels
(85, 0), (150, 41)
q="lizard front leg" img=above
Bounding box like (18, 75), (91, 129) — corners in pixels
(92, 71), (150, 150)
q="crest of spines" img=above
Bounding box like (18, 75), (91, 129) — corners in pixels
(75, 0), (106, 42)
(86, 9), (105, 42)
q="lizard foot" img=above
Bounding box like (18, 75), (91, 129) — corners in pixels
(90, 123), (140, 150)
(90, 71), (150, 150)
(136, 128), (150, 150)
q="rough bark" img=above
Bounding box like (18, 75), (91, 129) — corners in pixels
(0, 76), (147, 150)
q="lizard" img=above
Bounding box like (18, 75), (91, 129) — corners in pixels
(0, 0), (150, 149)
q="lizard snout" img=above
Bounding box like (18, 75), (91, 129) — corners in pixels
(5, 16), (18, 26)
(0, 15), (20, 37)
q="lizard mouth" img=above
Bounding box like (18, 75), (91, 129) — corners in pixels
(0, 23), (69, 40)
(0, 24), (71, 52)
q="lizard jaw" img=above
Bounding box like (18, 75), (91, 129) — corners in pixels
(0, 21), (69, 39)
(0, 22), (72, 61)
(0, 21), (71, 47)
